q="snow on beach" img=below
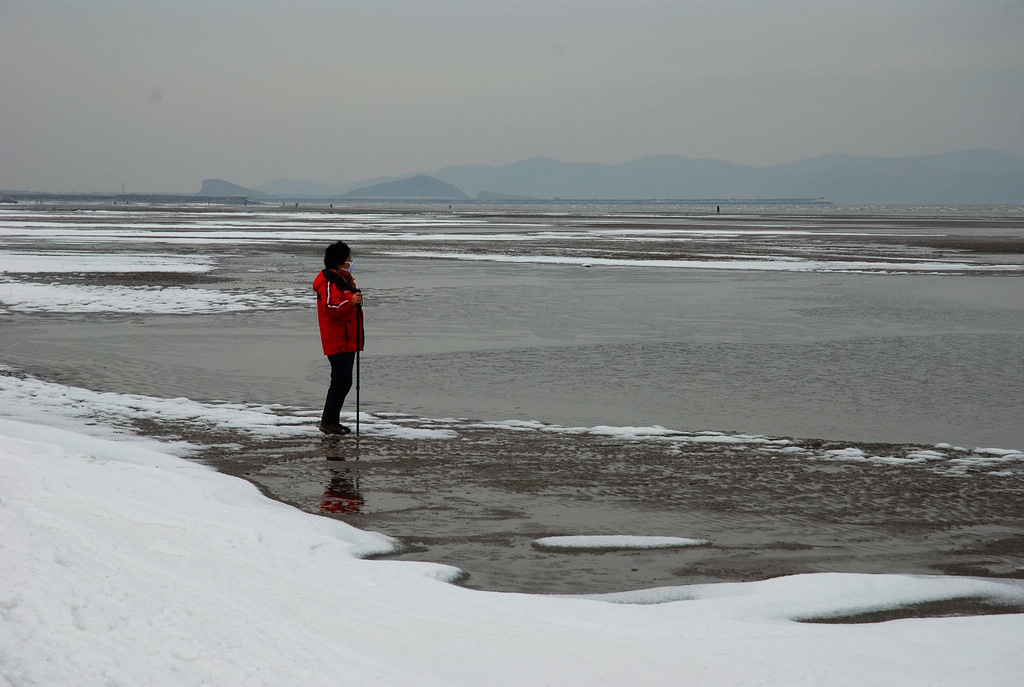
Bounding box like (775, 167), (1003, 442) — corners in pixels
(0, 250), (215, 273)
(3, 370), (1020, 478)
(3, 206), (1023, 277)
(4, 417), (1024, 687)
(0, 370), (459, 443)
(0, 250), (308, 314)
(381, 250), (1013, 274)
(2, 372), (1024, 685)
(0, 281), (310, 314)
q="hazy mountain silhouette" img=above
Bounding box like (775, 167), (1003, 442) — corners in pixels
(198, 179), (270, 198)
(431, 149), (1024, 203)
(341, 174), (468, 199)
(207, 149), (1024, 204)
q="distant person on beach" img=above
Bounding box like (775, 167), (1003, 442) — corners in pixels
(313, 241), (364, 435)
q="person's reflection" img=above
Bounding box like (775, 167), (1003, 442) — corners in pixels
(319, 467), (364, 514)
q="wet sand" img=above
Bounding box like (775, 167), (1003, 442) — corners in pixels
(174, 418), (1024, 596)
(2, 203), (1022, 599)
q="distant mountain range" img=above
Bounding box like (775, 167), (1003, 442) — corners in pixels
(339, 174), (468, 200)
(198, 149), (1024, 204)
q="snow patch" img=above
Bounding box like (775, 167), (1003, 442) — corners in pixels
(533, 535), (709, 550)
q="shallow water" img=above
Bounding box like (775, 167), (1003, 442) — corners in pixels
(208, 423), (1024, 594)
(2, 203), (1022, 594)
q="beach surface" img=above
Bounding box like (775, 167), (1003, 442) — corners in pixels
(2, 203), (1023, 683)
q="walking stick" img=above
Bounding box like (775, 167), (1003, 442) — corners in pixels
(355, 348), (360, 437)
(355, 304), (362, 437)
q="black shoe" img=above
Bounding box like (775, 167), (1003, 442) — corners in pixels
(319, 423), (351, 436)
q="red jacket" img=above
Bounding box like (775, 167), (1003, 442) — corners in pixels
(313, 269), (364, 355)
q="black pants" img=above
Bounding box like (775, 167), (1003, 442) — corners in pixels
(321, 351), (356, 426)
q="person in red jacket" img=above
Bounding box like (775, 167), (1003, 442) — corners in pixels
(313, 241), (364, 435)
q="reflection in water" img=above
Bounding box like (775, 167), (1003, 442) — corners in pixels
(319, 465), (364, 514)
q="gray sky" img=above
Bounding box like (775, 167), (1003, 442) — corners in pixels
(2, 0), (1022, 193)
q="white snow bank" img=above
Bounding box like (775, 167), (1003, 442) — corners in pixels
(534, 535), (709, 550)
(2, 418), (1024, 686)
(7, 366), (1017, 479)
(0, 370), (457, 442)
(0, 250), (214, 273)
(0, 281), (308, 314)
(381, 250), (1023, 275)
(583, 573), (1024, 620)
